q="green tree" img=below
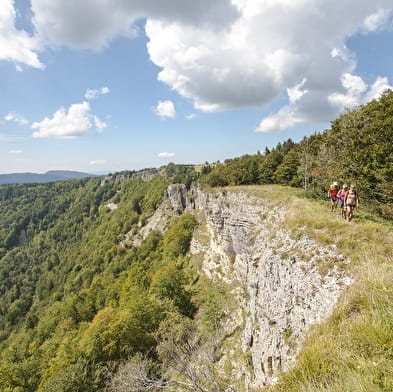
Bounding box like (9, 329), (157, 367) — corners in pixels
(274, 148), (301, 186)
(258, 149), (283, 184)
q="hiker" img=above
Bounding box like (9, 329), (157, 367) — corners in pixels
(327, 181), (340, 212)
(344, 184), (359, 221)
(337, 183), (348, 219)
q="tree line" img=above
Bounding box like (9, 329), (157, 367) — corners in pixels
(200, 90), (393, 220)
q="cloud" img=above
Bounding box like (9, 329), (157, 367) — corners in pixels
(186, 113), (196, 120)
(5, 0), (393, 133)
(287, 78), (308, 104)
(363, 76), (393, 102)
(8, 149), (23, 154)
(363, 8), (392, 31)
(31, 101), (106, 138)
(30, 0), (238, 50)
(85, 86), (110, 100)
(4, 0), (236, 68)
(4, 113), (28, 125)
(93, 116), (107, 133)
(145, 0), (393, 128)
(158, 152), (175, 158)
(89, 159), (106, 165)
(256, 107), (302, 133)
(154, 100), (176, 118)
(257, 73), (393, 132)
(328, 74), (393, 111)
(0, 0), (44, 68)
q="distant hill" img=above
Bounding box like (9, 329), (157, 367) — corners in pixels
(0, 170), (96, 185)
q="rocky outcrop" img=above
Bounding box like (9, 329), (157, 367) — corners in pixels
(105, 202), (118, 212)
(125, 184), (352, 388)
(121, 184), (192, 247)
(189, 188), (352, 388)
(101, 168), (163, 186)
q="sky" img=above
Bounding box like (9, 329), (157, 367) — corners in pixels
(1, 0), (393, 174)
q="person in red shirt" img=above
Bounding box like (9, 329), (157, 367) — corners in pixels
(327, 181), (340, 213)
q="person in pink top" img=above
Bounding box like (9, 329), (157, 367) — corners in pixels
(337, 183), (348, 219)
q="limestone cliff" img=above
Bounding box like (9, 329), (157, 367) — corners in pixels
(101, 168), (163, 185)
(190, 188), (352, 388)
(125, 185), (352, 389)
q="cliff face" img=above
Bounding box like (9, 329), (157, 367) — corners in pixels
(129, 185), (352, 388)
(101, 168), (163, 185)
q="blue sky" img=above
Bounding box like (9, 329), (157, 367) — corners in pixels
(1, 0), (393, 174)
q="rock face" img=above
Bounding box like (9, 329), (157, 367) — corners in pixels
(125, 184), (352, 388)
(122, 184), (190, 247)
(101, 168), (163, 185)
(188, 188), (352, 388)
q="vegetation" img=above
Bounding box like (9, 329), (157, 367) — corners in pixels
(199, 90), (393, 220)
(0, 172), (204, 391)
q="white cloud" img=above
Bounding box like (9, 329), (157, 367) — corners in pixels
(158, 152), (175, 158)
(31, 0), (238, 50)
(4, 112), (28, 125)
(363, 76), (393, 102)
(258, 72), (392, 132)
(363, 8), (392, 31)
(186, 113), (196, 120)
(4, 0), (392, 133)
(93, 116), (107, 133)
(8, 149), (23, 154)
(287, 78), (308, 104)
(85, 86), (110, 100)
(0, 0), (44, 68)
(328, 73), (367, 109)
(145, 0), (393, 128)
(31, 101), (106, 138)
(154, 100), (176, 118)
(89, 159), (106, 165)
(328, 74), (393, 111)
(256, 107), (302, 133)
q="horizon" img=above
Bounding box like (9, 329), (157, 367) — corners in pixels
(1, 0), (393, 174)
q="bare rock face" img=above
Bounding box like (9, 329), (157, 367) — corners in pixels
(190, 189), (352, 388)
(121, 184), (193, 247)
(101, 168), (162, 185)
(165, 184), (188, 215)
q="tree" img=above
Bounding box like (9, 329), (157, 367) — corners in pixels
(274, 149), (301, 186)
(258, 149), (283, 184)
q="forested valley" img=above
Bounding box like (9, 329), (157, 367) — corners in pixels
(0, 91), (392, 391)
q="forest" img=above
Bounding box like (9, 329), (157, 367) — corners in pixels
(0, 91), (392, 391)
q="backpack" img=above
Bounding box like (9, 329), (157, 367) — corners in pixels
(338, 189), (346, 201)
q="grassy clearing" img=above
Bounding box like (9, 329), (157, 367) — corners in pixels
(222, 185), (393, 392)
